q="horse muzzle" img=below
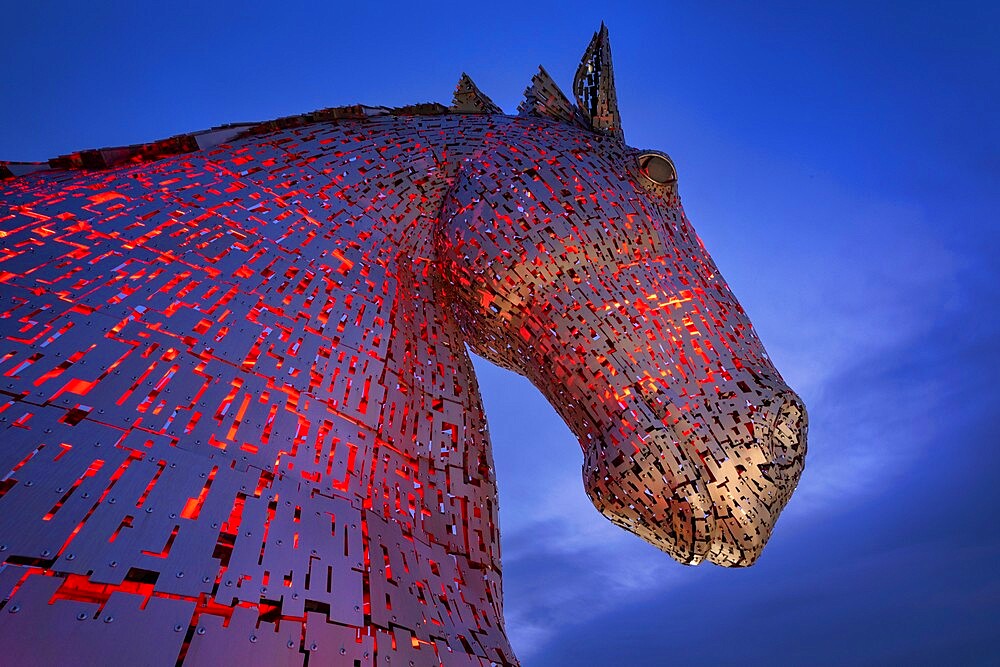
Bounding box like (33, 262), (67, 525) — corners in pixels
(583, 390), (808, 568)
(705, 391), (808, 567)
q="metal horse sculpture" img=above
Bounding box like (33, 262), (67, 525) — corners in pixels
(0, 27), (806, 666)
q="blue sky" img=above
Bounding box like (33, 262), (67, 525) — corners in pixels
(2, 2), (998, 664)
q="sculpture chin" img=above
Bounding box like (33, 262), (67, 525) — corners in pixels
(583, 468), (717, 566)
(583, 389), (808, 568)
(704, 470), (803, 567)
(590, 491), (782, 568)
(583, 440), (805, 569)
(703, 508), (779, 568)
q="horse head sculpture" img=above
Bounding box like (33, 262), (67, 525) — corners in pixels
(0, 25), (805, 666)
(440, 26), (806, 567)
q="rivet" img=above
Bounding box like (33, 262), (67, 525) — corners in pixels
(249, 634), (257, 643)
(77, 612), (88, 620)
(67, 554), (76, 560)
(197, 627), (206, 635)
(103, 615), (114, 623)
(9, 604), (20, 613)
(174, 624), (184, 632)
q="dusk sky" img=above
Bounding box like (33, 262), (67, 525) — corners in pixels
(2, 2), (998, 665)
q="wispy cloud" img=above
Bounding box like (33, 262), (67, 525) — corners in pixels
(498, 478), (693, 657)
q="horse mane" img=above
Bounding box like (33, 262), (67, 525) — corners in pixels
(1, 57), (616, 182)
(0, 101), (467, 180)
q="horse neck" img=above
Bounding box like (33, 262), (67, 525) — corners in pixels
(310, 114), (502, 557)
(289, 115), (511, 650)
(0, 114), (516, 663)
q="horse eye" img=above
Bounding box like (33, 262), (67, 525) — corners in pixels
(638, 153), (676, 185)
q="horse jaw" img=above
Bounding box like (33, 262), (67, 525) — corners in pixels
(581, 392), (808, 568)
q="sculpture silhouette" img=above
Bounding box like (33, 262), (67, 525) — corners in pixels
(0, 26), (806, 666)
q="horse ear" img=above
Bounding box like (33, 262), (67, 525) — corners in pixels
(451, 73), (503, 114)
(517, 66), (578, 125)
(573, 23), (624, 140)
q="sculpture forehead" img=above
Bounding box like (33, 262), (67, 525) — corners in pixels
(450, 130), (682, 268)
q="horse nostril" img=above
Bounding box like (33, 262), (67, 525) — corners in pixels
(770, 392), (808, 471)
